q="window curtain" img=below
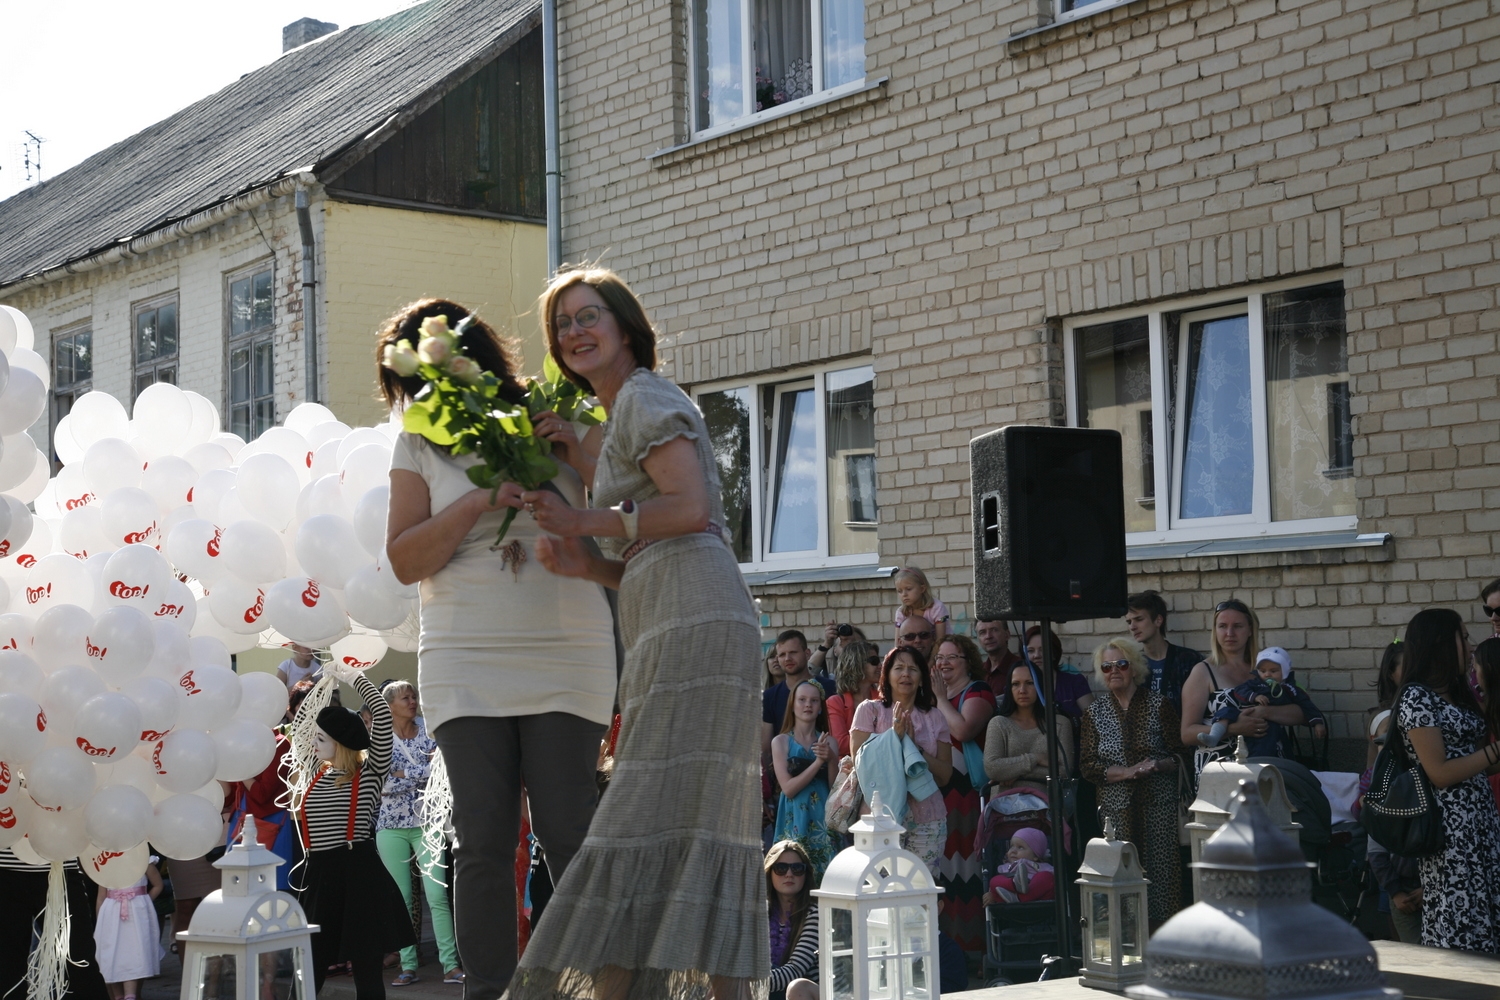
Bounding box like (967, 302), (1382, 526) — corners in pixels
(821, 0), (865, 88)
(1178, 315), (1253, 519)
(754, 0), (812, 109)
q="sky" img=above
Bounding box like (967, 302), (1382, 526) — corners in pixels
(0, 0), (425, 203)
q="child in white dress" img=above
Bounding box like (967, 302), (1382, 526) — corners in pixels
(94, 858), (163, 1000)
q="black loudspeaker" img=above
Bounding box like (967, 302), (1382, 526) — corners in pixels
(971, 425), (1128, 622)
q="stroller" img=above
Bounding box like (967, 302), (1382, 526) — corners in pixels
(976, 786), (1075, 986)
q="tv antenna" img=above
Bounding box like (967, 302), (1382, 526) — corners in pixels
(23, 131), (46, 183)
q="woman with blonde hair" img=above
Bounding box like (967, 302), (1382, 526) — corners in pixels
(504, 266), (765, 1000)
(1179, 599), (1304, 776)
(1079, 637), (1186, 925)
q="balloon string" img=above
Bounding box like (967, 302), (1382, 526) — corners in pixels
(276, 672), (337, 817)
(25, 861), (81, 1000)
(417, 749), (453, 887)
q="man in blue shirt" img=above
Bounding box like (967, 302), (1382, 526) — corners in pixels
(761, 629), (837, 764)
(1124, 591), (1200, 710)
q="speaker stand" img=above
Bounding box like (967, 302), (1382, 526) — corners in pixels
(1040, 616), (1075, 977)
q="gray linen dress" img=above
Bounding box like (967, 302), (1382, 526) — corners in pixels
(506, 368), (768, 1000)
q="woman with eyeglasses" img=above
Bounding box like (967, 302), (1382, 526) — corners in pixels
(927, 634), (996, 963)
(506, 268), (766, 1000)
(764, 841), (819, 1000)
(1179, 599), (1304, 776)
(1079, 637), (1186, 926)
(827, 641), (881, 758)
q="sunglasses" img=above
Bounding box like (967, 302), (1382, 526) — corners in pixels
(899, 631), (933, 642)
(771, 862), (807, 876)
(1101, 659), (1131, 673)
(1483, 605), (1500, 619)
(1215, 600), (1251, 615)
(867, 656), (882, 666)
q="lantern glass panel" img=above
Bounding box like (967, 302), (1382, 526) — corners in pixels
(866, 907), (895, 956)
(903, 955), (932, 999)
(831, 906), (853, 951)
(1089, 892), (1112, 965)
(196, 953), (238, 1000)
(831, 955), (854, 1000)
(898, 904), (929, 952)
(868, 957), (895, 999)
(1121, 892), (1144, 965)
(255, 946), (307, 1000)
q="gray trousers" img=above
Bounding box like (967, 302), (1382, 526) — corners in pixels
(433, 713), (606, 1000)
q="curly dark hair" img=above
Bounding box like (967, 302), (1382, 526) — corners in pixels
(374, 298), (526, 411)
(879, 647), (936, 711)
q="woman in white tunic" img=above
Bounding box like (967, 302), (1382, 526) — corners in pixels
(381, 299), (617, 1000)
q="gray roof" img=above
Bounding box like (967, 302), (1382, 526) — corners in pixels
(0, 0), (539, 290)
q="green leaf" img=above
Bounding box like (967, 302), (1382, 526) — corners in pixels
(542, 352), (564, 386)
(466, 465), (498, 489)
(577, 404), (606, 426)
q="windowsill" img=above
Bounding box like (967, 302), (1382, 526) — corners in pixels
(650, 78), (889, 168)
(742, 564), (897, 587)
(1127, 531), (1392, 562)
(1006, 0), (1177, 47)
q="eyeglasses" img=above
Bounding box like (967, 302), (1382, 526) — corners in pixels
(771, 862), (807, 876)
(899, 631), (933, 642)
(932, 654), (965, 664)
(1101, 659), (1132, 673)
(553, 305), (612, 335)
(867, 656), (882, 666)
(1483, 605), (1500, 619)
(1215, 600), (1251, 615)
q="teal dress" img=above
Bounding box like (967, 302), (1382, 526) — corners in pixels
(773, 735), (835, 879)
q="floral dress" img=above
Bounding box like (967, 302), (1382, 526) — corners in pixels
(772, 735), (834, 879)
(1396, 683), (1500, 952)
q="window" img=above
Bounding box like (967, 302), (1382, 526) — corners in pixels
(695, 361), (877, 569)
(133, 295), (179, 398)
(52, 324), (92, 463)
(690, 0), (866, 136)
(1065, 279), (1354, 544)
(226, 264), (275, 440)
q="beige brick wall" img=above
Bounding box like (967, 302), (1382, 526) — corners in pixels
(558, 0), (1500, 760)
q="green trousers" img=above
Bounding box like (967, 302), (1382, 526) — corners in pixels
(375, 827), (460, 972)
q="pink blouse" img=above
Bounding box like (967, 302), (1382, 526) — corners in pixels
(851, 700), (951, 823)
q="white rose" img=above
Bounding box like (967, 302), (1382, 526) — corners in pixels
(382, 342), (421, 377)
(417, 336), (452, 366)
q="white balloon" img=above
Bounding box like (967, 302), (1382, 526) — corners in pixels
(70, 393), (131, 449)
(236, 453), (299, 529)
(98, 754), (157, 797)
(24, 555), (95, 614)
(8, 450), (51, 504)
(0, 368), (46, 436)
(9, 348), (46, 389)
(338, 444), (392, 507)
(378, 607), (420, 653)
(183, 442), (233, 475)
(29, 808), (90, 862)
(309, 438), (342, 481)
(83, 783), (154, 851)
(329, 632), (388, 672)
(352, 485), (389, 558)
(83, 437), (143, 497)
(157, 503), (197, 550)
(122, 674), (180, 743)
(372, 551), (419, 599)
(39, 664), (107, 734)
(100, 488), (160, 549)
(220, 520), (287, 584)
(101, 545), (174, 615)
(181, 392), (220, 452)
(33, 604), (96, 669)
(132, 383), (193, 452)
(0, 576), (12, 617)
(211, 718), (276, 782)
(343, 564), (411, 629)
(166, 518), (227, 584)
(149, 729), (218, 794)
(148, 579), (197, 630)
(211, 432), (247, 458)
(189, 636), (233, 671)
(0, 650), (43, 698)
(0, 495), (31, 562)
(60, 505), (114, 560)
(208, 578), (268, 635)
(236, 671), (289, 727)
(80, 839), (151, 889)
(255, 427), (313, 482)
(264, 576), (347, 644)
(150, 792), (223, 860)
(11, 836), (45, 864)
(86, 605), (157, 684)
(0, 760), (33, 847)
(0, 691), (46, 763)
(175, 664), (241, 730)
(1, 305), (32, 350)
(140, 456), (198, 514)
(0, 306), (19, 355)
(336, 427), (389, 468)
(296, 474), (351, 522)
(217, 487), (253, 528)
(71, 692), (143, 762)
(26, 746), (96, 810)
(0, 433), (39, 492)
(295, 515), (370, 590)
(53, 415), (86, 467)
(305, 420), (351, 450)
(285, 403), (338, 436)
(190, 468), (237, 525)
(0, 615), (34, 655)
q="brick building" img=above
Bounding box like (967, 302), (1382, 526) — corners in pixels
(553, 0), (1500, 764)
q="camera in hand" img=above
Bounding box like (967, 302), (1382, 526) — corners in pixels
(836, 623), (854, 637)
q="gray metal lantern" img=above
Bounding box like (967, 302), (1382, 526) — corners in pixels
(177, 828), (319, 1000)
(1129, 780), (1400, 1000)
(812, 791), (944, 1000)
(1076, 817), (1150, 992)
(1185, 739), (1300, 900)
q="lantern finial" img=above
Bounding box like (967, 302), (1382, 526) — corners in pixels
(1234, 735), (1249, 763)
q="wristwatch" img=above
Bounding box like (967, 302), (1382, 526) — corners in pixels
(613, 499), (640, 541)
(817, 645), (829, 653)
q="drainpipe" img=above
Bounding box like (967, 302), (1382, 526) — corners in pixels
(542, 0), (562, 274)
(295, 189), (321, 403)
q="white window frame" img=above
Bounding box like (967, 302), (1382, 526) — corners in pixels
(693, 358), (878, 573)
(686, 0), (868, 141)
(1062, 272), (1356, 547)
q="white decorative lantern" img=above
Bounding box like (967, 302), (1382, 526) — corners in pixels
(1185, 739), (1300, 899)
(812, 792), (944, 1000)
(1076, 818), (1150, 992)
(177, 828), (318, 1000)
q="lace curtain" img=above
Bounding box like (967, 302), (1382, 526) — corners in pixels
(1178, 315), (1254, 519)
(755, 0), (812, 109)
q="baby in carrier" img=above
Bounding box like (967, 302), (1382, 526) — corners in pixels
(1199, 646), (1327, 756)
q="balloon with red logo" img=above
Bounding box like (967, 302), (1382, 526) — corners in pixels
(211, 717), (276, 782)
(122, 676), (180, 742)
(0, 692), (47, 764)
(207, 578), (267, 636)
(80, 839), (150, 889)
(329, 632), (388, 673)
(33, 604), (96, 670)
(264, 575), (348, 645)
(236, 671), (289, 728)
(148, 578), (197, 630)
(102, 545), (174, 611)
(25, 746), (96, 811)
(87, 606), (158, 684)
(165, 518), (226, 585)
(100, 488), (159, 549)
(24, 554), (95, 614)
(39, 665), (107, 734)
(150, 792), (223, 860)
(218, 520), (287, 584)
(149, 728), (218, 794)
(0, 512), (45, 578)
(0, 614), (32, 656)
(0, 759), (32, 847)
(140, 455), (197, 514)
(70, 693), (143, 763)
(174, 664), (241, 731)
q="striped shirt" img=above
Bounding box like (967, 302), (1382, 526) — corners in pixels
(299, 673), (391, 852)
(0, 850), (79, 872)
(768, 905), (819, 992)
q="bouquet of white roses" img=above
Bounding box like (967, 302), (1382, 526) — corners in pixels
(384, 314), (604, 546)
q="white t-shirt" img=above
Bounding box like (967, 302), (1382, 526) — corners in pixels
(279, 657), (321, 687)
(388, 431), (617, 732)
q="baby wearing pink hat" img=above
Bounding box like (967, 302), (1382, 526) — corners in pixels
(981, 827), (1055, 905)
